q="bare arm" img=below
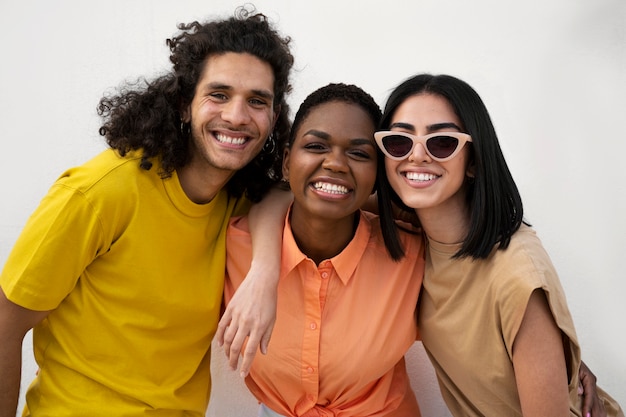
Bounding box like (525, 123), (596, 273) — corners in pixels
(0, 288), (49, 417)
(216, 187), (292, 377)
(512, 289), (570, 417)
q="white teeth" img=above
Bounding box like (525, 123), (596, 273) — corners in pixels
(313, 182), (349, 194)
(215, 133), (247, 145)
(405, 172), (438, 181)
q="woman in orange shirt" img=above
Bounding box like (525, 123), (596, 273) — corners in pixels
(225, 83), (425, 416)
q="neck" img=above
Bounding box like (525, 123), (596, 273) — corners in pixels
(417, 201), (470, 245)
(177, 161), (233, 204)
(289, 207), (359, 265)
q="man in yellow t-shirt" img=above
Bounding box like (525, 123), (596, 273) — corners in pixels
(0, 6), (293, 416)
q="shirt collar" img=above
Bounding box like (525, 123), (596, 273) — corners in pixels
(281, 205), (373, 285)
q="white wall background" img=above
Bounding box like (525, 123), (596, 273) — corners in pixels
(1, 0), (624, 416)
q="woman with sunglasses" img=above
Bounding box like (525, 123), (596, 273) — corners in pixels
(224, 83), (425, 416)
(375, 73), (623, 417)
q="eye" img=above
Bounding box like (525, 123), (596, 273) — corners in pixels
(348, 148), (374, 160)
(303, 141), (328, 152)
(249, 97), (270, 107)
(208, 92), (228, 101)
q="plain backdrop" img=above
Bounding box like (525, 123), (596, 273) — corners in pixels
(1, 1), (624, 416)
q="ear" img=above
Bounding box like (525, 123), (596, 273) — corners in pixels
(272, 104), (281, 129)
(181, 105), (191, 123)
(281, 146), (290, 181)
(466, 163), (476, 179)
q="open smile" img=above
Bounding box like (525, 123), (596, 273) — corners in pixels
(311, 181), (350, 195)
(214, 132), (249, 146)
(404, 172), (439, 182)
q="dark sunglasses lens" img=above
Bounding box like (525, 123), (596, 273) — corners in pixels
(426, 136), (460, 159)
(382, 135), (413, 157)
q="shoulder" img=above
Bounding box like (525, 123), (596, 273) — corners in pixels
(55, 149), (146, 196)
(493, 224), (554, 278)
(363, 211), (424, 260)
(41, 149), (158, 233)
(482, 225), (565, 318)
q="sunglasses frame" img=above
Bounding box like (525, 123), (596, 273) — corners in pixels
(374, 130), (472, 162)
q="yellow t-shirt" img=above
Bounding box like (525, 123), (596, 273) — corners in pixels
(226, 209), (424, 417)
(419, 224), (623, 417)
(1, 149), (249, 416)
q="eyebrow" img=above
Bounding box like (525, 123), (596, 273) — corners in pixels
(204, 82), (274, 101)
(389, 121), (463, 133)
(303, 129), (375, 146)
(303, 129), (330, 140)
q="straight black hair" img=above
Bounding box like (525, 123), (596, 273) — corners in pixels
(377, 74), (525, 259)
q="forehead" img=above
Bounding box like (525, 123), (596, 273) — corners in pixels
(393, 93), (460, 126)
(297, 101), (376, 140)
(197, 52), (275, 96)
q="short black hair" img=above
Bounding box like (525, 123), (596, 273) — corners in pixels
(289, 83), (405, 260)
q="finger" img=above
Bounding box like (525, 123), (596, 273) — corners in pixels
(590, 392), (607, 417)
(580, 373), (593, 416)
(222, 321), (239, 359)
(239, 331), (262, 377)
(259, 323), (275, 355)
(215, 314), (232, 346)
(582, 395), (592, 417)
(227, 329), (248, 371)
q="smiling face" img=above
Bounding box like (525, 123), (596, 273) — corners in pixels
(284, 101), (377, 225)
(184, 52), (277, 182)
(384, 93), (472, 219)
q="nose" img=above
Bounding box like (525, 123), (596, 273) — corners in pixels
(322, 148), (348, 172)
(408, 141), (431, 163)
(221, 98), (251, 125)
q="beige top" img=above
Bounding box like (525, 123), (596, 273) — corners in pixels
(418, 224), (623, 417)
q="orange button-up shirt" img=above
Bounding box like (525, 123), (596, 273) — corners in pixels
(225, 210), (424, 416)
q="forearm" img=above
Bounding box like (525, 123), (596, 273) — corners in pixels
(0, 341), (22, 417)
(247, 186), (292, 285)
(0, 288), (48, 417)
(216, 186), (292, 376)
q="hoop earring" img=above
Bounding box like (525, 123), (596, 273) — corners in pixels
(180, 122), (190, 138)
(263, 133), (276, 153)
(279, 176), (290, 191)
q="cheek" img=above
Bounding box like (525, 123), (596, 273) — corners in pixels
(384, 161), (402, 188)
(444, 153), (471, 185)
(355, 165), (378, 195)
(257, 109), (276, 132)
(285, 155), (309, 188)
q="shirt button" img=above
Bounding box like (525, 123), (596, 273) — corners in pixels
(307, 367), (314, 374)
(321, 272), (329, 279)
(309, 322), (317, 330)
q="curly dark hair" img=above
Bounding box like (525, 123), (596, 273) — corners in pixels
(97, 6), (294, 202)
